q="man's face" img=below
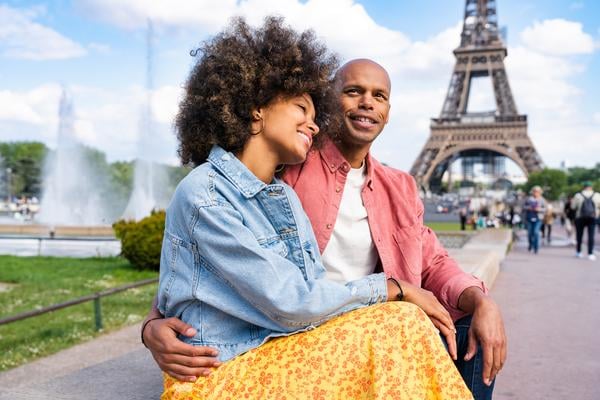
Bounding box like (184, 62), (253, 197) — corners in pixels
(336, 61), (391, 148)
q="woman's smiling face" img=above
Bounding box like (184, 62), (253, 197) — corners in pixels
(259, 93), (320, 166)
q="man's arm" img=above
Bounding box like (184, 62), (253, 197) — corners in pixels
(142, 297), (221, 381)
(458, 286), (507, 386)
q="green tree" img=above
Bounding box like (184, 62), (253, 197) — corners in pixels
(524, 168), (567, 201)
(0, 142), (48, 198)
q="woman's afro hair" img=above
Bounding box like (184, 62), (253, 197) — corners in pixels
(176, 16), (339, 166)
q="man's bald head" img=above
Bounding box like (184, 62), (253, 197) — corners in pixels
(335, 59), (391, 93)
(331, 58), (392, 166)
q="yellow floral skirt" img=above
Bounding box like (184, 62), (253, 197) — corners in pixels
(163, 302), (473, 399)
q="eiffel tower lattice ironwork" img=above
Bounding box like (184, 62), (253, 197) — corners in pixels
(410, 0), (543, 191)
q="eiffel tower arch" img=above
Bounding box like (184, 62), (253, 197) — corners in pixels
(410, 0), (543, 192)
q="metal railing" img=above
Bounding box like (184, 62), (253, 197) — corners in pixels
(0, 277), (158, 331)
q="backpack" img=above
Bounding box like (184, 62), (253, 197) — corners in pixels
(579, 192), (597, 218)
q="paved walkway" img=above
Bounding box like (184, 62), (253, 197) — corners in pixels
(492, 225), (600, 399)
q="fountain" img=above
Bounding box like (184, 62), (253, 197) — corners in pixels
(37, 89), (112, 227)
(122, 19), (169, 221)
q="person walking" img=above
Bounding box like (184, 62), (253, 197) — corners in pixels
(564, 196), (576, 244)
(523, 186), (546, 254)
(541, 203), (555, 244)
(571, 182), (600, 260)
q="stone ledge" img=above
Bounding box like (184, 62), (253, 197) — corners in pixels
(448, 228), (512, 289)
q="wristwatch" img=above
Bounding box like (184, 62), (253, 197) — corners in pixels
(387, 277), (404, 301)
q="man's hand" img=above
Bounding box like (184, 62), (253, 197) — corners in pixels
(143, 317), (221, 381)
(459, 287), (507, 386)
(400, 280), (457, 360)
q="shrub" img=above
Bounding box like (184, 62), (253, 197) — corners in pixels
(113, 210), (165, 270)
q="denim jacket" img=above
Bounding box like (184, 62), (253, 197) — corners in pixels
(157, 145), (387, 362)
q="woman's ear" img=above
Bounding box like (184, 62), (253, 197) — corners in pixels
(250, 108), (264, 136)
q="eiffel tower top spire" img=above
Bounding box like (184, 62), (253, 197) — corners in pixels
(460, 0), (500, 48)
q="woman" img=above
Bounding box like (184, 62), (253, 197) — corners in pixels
(159, 16), (472, 399)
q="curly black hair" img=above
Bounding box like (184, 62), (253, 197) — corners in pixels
(175, 16), (339, 166)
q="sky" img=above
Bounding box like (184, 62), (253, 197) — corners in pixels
(0, 0), (599, 171)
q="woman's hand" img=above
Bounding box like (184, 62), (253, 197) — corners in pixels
(143, 317), (222, 381)
(398, 280), (457, 360)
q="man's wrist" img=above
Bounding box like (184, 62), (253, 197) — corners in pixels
(458, 286), (487, 313)
(140, 317), (162, 348)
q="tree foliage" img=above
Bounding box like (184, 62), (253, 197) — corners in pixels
(0, 142), (48, 198)
(524, 168), (567, 201)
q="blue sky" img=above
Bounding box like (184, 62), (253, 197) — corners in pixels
(1, 0), (599, 171)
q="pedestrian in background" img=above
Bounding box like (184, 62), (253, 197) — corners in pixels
(541, 203), (554, 244)
(564, 195), (576, 244)
(459, 205), (468, 231)
(523, 186), (546, 254)
(571, 182), (600, 260)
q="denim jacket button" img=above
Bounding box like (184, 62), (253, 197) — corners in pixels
(351, 287), (358, 296)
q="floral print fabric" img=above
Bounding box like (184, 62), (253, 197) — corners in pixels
(163, 302), (473, 400)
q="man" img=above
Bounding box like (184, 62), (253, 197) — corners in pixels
(142, 59), (506, 399)
(571, 181), (600, 260)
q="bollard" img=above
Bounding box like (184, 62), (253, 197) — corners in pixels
(93, 296), (103, 331)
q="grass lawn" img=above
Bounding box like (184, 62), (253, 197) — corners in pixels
(0, 256), (158, 372)
(425, 221), (463, 231)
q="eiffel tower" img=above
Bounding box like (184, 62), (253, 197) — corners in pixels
(410, 0), (543, 191)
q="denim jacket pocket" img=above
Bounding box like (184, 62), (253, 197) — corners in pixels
(160, 230), (197, 313)
(392, 225), (423, 276)
(258, 236), (289, 258)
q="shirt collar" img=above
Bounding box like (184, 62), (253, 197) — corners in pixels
(207, 145), (267, 198)
(319, 139), (376, 190)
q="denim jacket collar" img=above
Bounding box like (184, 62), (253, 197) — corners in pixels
(320, 140), (376, 191)
(207, 145), (268, 198)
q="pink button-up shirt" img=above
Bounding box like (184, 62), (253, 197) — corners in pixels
(284, 140), (487, 321)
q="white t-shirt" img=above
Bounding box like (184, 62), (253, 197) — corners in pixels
(321, 162), (378, 283)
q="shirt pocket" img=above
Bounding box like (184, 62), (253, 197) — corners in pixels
(392, 225), (423, 276)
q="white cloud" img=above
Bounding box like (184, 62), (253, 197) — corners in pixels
(520, 19), (594, 56)
(593, 112), (600, 124)
(0, 4), (86, 60)
(77, 0), (237, 31)
(0, 84), (61, 125)
(151, 86), (184, 124)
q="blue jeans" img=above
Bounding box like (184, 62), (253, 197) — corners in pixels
(441, 315), (494, 400)
(527, 218), (542, 253)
